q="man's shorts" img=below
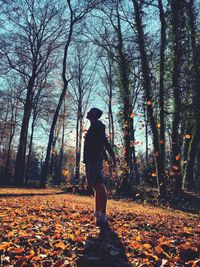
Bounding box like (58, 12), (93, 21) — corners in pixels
(85, 161), (104, 186)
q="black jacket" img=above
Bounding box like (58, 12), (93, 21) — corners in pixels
(83, 120), (115, 163)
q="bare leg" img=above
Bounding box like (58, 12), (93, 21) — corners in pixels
(99, 183), (107, 215)
(93, 185), (101, 212)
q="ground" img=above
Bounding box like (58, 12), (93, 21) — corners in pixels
(0, 188), (199, 267)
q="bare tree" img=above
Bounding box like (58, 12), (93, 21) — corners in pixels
(90, 1), (141, 193)
(1, 0), (65, 186)
(170, 0), (187, 193)
(132, 0), (166, 196)
(40, 0), (97, 187)
(184, 0), (200, 190)
(68, 42), (96, 182)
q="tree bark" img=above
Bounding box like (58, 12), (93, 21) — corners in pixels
(130, 118), (140, 185)
(132, 0), (166, 196)
(185, 0), (200, 190)
(13, 77), (35, 186)
(158, 0), (167, 187)
(25, 110), (37, 185)
(40, 82), (69, 188)
(75, 102), (82, 182)
(4, 99), (17, 184)
(171, 0), (185, 193)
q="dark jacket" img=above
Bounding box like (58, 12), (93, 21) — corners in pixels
(83, 120), (115, 163)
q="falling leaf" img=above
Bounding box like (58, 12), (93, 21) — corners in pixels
(159, 140), (164, 144)
(147, 100), (152, 106)
(172, 165), (179, 171)
(185, 134), (191, 139)
(175, 155), (180, 161)
(130, 112), (135, 118)
(157, 123), (161, 129)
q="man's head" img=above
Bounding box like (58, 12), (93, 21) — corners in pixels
(87, 107), (103, 121)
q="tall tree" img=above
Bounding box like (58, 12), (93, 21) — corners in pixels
(1, 0), (65, 186)
(170, 0), (186, 193)
(158, 0), (167, 190)
(69, 42), (95, 182)
(132, 0), (166, 196)
(185, 0), (200, 190)
(93, 1), (141, 192)
(40, 0), (97, 188)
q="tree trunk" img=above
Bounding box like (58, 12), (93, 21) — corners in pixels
(40, 83), (68, 188)
(56, 103), (66, 183)
(130, 117), (140, 185)
(40, 0), (75, 188)
(0, 107), (9, 149)
(4, 101), (17, 184)
(75, 104), (81, 182)
(185, 0), (200, 190)
(171, 0), (185, 193)
(144, 106), (148, 164)
(50, 125), (61, 179)
(158, 0), (167, 188)
(25, 111), (37, 185)
(13, 77), (35, 186)
(132, 0), (166, 197)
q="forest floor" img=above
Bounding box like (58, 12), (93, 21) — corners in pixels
(0, 188), (199, 267)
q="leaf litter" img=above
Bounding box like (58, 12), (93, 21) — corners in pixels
(0, 188), (199, 267)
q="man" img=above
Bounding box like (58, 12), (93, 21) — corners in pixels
(83, 107), (116, 226)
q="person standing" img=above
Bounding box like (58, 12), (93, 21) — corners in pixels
(83, 107), (116, 226)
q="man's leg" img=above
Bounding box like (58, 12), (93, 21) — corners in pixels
(93, 184), (101, 214)
(99, 183), (107, 215)
(93, 183), (107, 224)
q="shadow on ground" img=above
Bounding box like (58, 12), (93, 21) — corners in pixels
(76, 226), (132, 267)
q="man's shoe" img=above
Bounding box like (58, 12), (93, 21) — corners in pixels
(96, 219), (109, 228)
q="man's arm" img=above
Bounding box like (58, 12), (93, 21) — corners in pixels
(100, 124), (116, 165)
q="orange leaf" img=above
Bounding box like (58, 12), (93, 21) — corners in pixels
(145, 252), (159, 262)
(175, 155), (180, 161)
(130, 112), (135, 118)
(155, 245), (163, 254)
(54, 242), (66, 250)
(0, 242), (11, 251)
(135, 235), (141, 241)
(157, 123), (161, 129)
(147, 100), (152, 106)
(130, 241), (141, 250)
(143, 243), (152, 249)
(185, 134), (191, 139)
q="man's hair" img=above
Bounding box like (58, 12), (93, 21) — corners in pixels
(89, 107), (103, 119)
